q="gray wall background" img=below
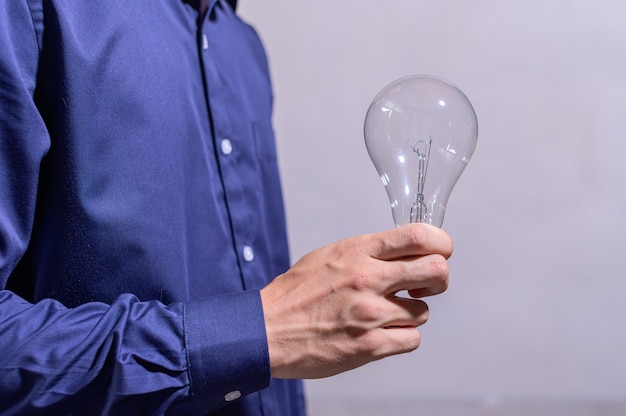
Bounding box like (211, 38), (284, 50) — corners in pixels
(239, 1), (626, 414)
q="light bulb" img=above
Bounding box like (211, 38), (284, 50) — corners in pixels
(364, 75), (478, 227)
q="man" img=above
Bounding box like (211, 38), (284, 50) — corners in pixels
(0, 1), (452, 415)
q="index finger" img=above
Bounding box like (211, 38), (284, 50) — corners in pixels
(368, 223), (453, 261)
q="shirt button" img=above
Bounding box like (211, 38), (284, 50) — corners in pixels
(224, 390), (241, 402)
(242, 245), (255, 262)
(202, 33), (209, 50)
(220, 139), (233, 155)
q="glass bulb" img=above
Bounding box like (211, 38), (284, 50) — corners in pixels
(364, 75), (478, 227)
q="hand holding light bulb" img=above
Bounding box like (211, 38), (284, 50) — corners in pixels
(261, 223), (452, 379)
(364, 75), (478, 227)
(260, 75), (468, 381)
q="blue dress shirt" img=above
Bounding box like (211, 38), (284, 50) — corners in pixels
(0, 0), (305, 414)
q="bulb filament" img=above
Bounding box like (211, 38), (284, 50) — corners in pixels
(407, 137), (432, 223)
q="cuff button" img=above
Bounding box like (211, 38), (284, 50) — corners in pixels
(224, 390), (242, 402)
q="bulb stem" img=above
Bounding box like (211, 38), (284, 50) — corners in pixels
(410, 195), (427, 223)
(407, 137), (432, 223)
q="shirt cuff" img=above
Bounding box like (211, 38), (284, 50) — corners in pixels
(183, 290), (270, 414)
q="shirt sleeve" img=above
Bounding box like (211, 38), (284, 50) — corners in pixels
(185, 291), (271, 413)
(0, 2), (270, 414)
(0, 289), (270, 415)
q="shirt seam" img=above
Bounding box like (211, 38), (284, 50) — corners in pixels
(25, 0), (43, 57)
(182, 302), (199, 415)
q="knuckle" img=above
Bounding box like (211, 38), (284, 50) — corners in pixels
(428, 255), (449, 282)
(348, 271), (373, 291)
(404, 223), (454, 258)
(355, 328), (422, 360)
(405, 223), (430, 248)
(414, 255), (449, 296)
(350, 299), (385, 323)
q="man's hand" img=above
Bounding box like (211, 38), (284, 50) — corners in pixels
(260, 223), (453, 379)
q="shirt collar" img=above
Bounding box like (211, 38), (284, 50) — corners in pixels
(203, 0), (237, 14)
